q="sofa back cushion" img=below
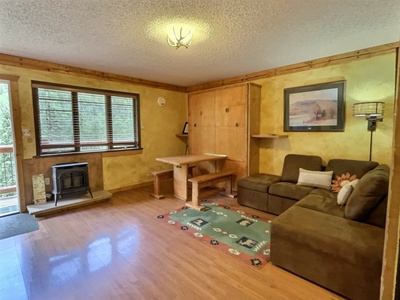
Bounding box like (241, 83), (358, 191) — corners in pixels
(281, 154), (322, 183)
(345, 164), (389, 222)
(325, 159), (379, 180)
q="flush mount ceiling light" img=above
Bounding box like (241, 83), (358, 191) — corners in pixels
(167, 27), (192, 49)
(146, 18), (210, 48)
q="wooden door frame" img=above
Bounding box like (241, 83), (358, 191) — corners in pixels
(0, 74), (25, 212)
(380, 45), (400, 299)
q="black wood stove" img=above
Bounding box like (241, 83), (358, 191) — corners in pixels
(52, 162), (93, 206)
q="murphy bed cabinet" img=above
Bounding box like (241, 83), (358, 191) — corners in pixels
(188, 83), (261, 189)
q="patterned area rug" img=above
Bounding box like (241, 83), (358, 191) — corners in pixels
(157, 202), (271, 268)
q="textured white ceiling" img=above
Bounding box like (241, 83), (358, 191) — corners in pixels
(0, 0), (399, 87)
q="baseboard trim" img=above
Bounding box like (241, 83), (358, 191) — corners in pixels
(107, 181), (153, 194)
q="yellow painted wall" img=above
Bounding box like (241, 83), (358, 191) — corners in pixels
(253, 53), (396, 175)
(0, 64), (187, 191)
(1, 52), (396, 193)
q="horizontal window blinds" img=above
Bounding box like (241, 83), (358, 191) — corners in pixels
(32, 82), (140, 156)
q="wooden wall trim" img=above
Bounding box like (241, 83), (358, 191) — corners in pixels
(380, 45), (400, 300)
(0, 74), (20, 81)
(0, 53), (187, 93)
(187, 42), (400, 92)
(188, 81), (261, 95)
(9, 79), (26, 212)
(0, 42), (398, 94)
(107, 181), (152, 194)
(101, 149), (143, 158)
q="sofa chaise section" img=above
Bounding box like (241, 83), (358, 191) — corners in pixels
(270, 205), (384, 300)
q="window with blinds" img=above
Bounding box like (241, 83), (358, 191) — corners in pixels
(32, 81), (141, 156)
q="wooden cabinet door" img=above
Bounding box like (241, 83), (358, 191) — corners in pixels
(214, 85), (247, 161)
(215, 85), (246, 127)
(188, 83), (261, 186)
(188, 91), (216, 156)
(189, 125), (216, 155)
(189, 91), (215, 127)
(215, 126), (246, 161)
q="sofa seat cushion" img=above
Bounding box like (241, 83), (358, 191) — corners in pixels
(270, 205), (384, 300)
(309, 188), (337, 199)
(296, 193), (344, 218)
(269, 182), (314, 200)
(237, 173), (281, 193)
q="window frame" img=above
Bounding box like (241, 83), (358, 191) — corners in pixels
(32, 81), (141, 157)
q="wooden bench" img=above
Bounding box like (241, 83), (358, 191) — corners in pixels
(150, 169), (173, 199)
(187, 171), (234, 210)
(150, 166), (196, 199)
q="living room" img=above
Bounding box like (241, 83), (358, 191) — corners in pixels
(0, 1), (399, 299)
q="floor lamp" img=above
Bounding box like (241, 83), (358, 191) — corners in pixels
(353, 101), (385, 161)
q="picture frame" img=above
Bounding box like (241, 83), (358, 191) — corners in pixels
(182, 122), (189, 134)
(284, 81), (346, 132)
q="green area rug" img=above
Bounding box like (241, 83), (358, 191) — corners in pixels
(157, 202), (271, 268)
(0, 213), (39, 240)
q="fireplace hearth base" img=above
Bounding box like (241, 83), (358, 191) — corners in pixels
(27, 190), (112, 216)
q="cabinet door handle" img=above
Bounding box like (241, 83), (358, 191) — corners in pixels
(194, 123), (197, 127)
(225, 108), (230, 113)
(236, 123), (239, 127)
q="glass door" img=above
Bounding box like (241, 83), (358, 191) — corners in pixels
(0, 80), (18, 216)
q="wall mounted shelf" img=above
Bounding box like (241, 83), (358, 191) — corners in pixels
(251, 134), (288, 139)
(176, 134), (189, 155)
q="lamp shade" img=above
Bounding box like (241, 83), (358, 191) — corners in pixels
(353, 101), (385, 118)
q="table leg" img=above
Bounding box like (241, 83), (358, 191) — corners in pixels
(173, 165), (188, 201)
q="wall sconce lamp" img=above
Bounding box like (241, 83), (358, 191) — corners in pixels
(167, 27), (192, 49)
(353, 101), (385, 161)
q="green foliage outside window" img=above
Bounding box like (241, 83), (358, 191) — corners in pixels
(0, 83), (17, 198)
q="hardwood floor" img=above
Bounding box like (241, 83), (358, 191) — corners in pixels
(0, 186), (343, 300)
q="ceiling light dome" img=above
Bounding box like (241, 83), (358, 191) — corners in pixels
(146, 18), (210, 48)
(167, 27), (192, 49)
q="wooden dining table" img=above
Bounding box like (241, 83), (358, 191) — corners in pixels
(155, 154), (227, 201)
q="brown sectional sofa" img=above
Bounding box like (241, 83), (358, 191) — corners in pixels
(237, 154), (390, 300)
